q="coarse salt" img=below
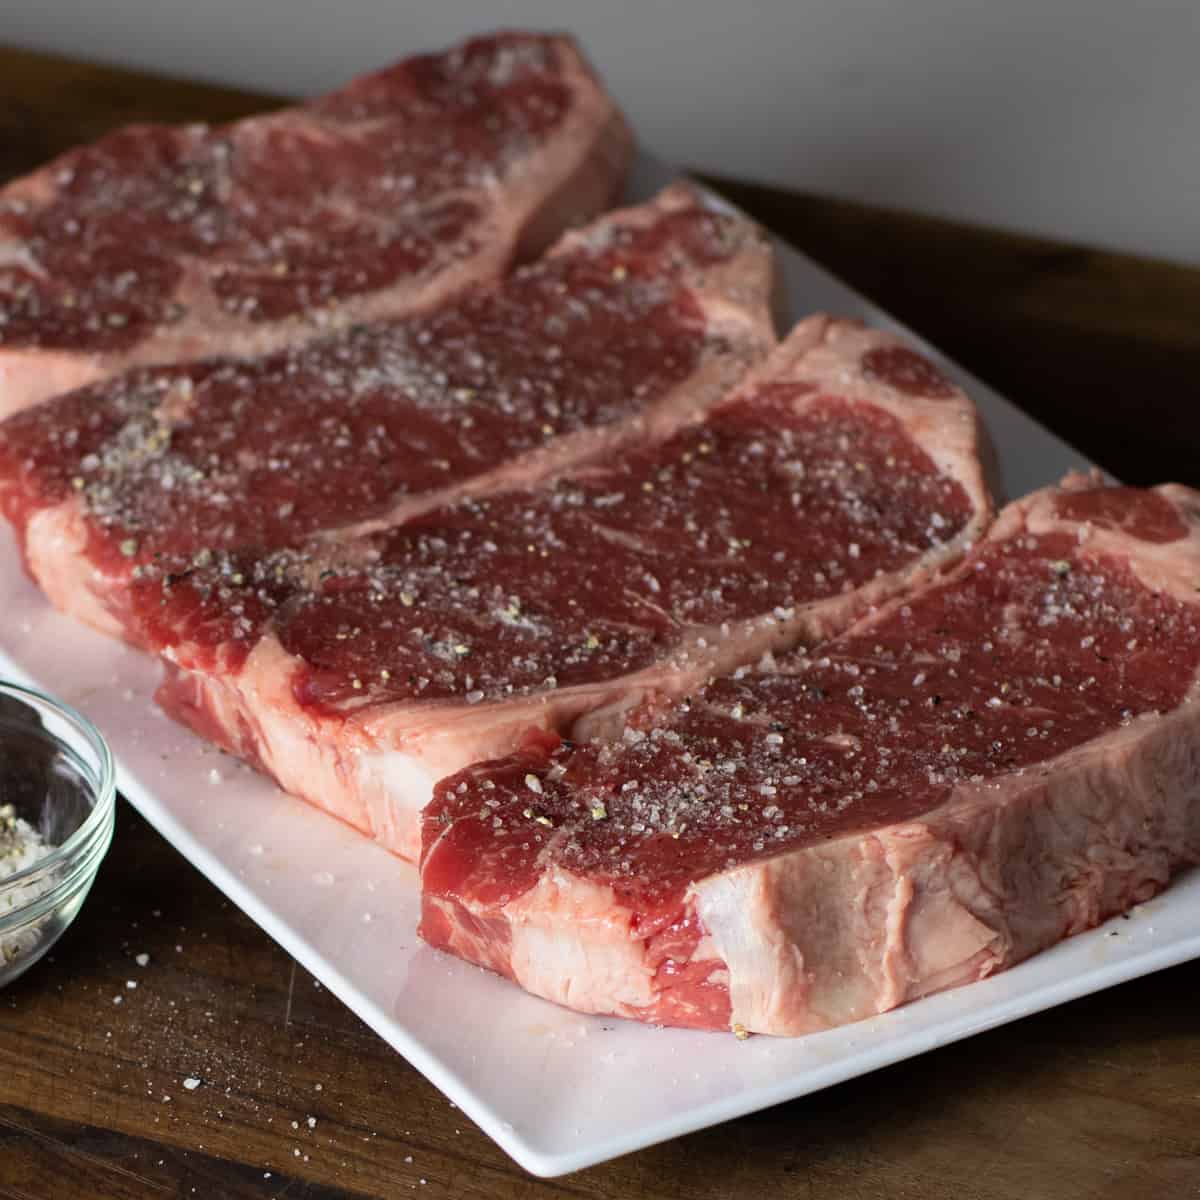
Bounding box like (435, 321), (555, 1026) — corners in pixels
(0, 804), (56, 968)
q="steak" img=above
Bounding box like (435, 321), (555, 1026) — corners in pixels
(132, 319), (990, 859)
(420, 476), (1200, 1034)
(0, 185), (777, 643)
(0, 32), (632, 415)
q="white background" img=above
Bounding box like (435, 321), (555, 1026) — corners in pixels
(5, 0), (1198, 265)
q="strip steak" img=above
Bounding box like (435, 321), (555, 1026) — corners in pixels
(0, 32), (633, 414)
(420, 476), (1200, 1033)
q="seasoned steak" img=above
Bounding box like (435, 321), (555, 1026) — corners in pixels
(0, 32), (632, 414)
(421, 477), (1200, 1033)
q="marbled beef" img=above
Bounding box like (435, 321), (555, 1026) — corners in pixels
(0, 186), (777, 644)
(0, 32), (632, 414)
(138, 318), (989, 859)
(421, 476), (1200, 1034)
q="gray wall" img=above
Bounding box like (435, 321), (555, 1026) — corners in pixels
(6, 0), (1197, 264)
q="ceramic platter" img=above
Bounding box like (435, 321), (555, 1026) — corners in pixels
(2, 155), (1195, 1177)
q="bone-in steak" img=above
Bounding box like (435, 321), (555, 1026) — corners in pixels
(131, 318), (990, 860)
(420, 477), (1200, 1033)
(0, 186), (776, 642)
(0, 32), (632, 415)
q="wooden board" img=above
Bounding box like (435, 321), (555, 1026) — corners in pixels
(1, 40), (1198, 1199)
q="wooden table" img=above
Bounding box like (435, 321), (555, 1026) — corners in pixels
(2, 43), (1198, 1200)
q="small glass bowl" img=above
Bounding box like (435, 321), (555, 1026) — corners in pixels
(0, 680), (115, 988)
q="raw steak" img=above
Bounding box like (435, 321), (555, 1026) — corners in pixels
(0, 32), (633, 415)
(132, 319), (990, 859)
(420, 476), (1200, 1034)
(0, 185), (777, 643)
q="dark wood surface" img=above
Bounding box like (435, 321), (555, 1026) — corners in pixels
(1, 42), (1199, 1200)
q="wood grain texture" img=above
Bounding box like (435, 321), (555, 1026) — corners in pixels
(1, 40), (1198, 1199)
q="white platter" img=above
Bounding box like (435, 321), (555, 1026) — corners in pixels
(2, 154), (1197, 1178)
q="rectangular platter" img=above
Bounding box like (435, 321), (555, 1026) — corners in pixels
(2, 154), (1195, 1177)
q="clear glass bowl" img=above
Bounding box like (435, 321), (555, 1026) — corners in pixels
(0, 680), (115, 988)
